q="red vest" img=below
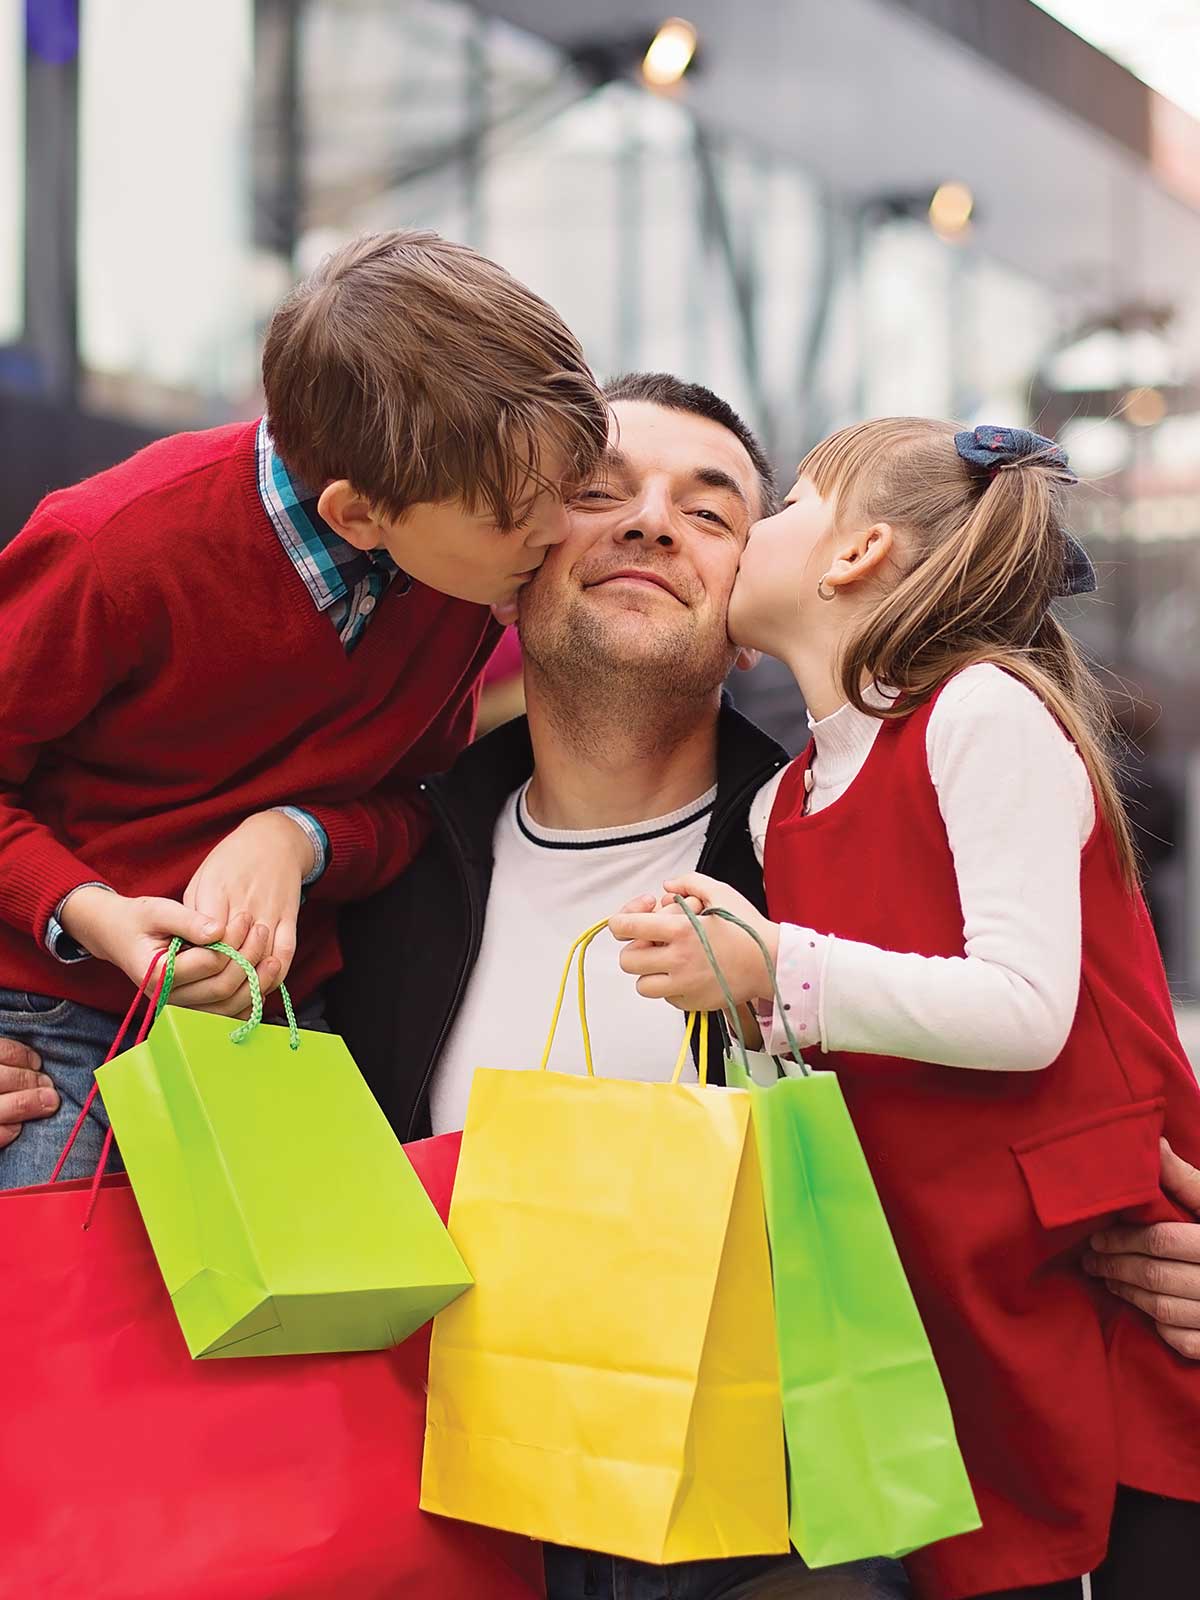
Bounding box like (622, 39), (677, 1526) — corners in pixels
(763, 685), (1200, 1600)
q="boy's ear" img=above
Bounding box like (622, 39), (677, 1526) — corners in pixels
(732, 646), (761, 673)
(316, 480), (385, 551)
(824, 521), (893, 592)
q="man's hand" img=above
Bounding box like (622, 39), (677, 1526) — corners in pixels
(169, 812), (314, 1014)
(0, 1038), (59, 1149)
(609, 872), (779, 1012)
(60, 887), (223, 989)
(1084, 1138), (1200, 1359)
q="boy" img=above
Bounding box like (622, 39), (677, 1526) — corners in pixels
(0, 229), (607, 1186)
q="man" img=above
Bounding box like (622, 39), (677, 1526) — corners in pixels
(334, 371), (910, 1600)
(3, 374), (1197, 1593)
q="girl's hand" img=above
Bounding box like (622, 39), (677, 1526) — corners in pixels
(608, 872), (780, 1012)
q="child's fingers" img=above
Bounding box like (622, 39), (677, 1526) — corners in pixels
(146, 897), (223, 948)
(182, 880), (229, 936)
(660, 893), (704, 914)
(170, 945), (236, 989)
(662, 873), (722, 906)
(194, 960), (280, 1020)
(267, 918), (298, 987)
(613, 894), (658, 918)
(619, 941), (675, 978)
(168, 909), (251, 990)
(609, 909), (694, 945)
(172, 923), (271, 1008)
(633, 973), (679, 1000)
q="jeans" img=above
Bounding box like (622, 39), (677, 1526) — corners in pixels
(543, 1549), (912, 1600)
(0, 990), (125, 1189)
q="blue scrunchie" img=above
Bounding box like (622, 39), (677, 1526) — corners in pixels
(954, 425), (1095, 596)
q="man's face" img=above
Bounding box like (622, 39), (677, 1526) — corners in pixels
(518, 400), (761, 695)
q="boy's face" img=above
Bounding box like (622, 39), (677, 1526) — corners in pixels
(318, 446), (573, 607)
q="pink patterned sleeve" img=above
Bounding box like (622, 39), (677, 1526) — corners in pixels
(755, 923), (833, 1057)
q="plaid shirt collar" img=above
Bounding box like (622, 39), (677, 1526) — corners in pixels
(254, 416), (401, 615)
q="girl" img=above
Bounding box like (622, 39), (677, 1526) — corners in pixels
(609, 420), (1200, 1600)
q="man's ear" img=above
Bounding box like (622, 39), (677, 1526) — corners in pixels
(823, 522), (893, 592)
(732, 646), (761, 673)
(317, 479), (386, 552)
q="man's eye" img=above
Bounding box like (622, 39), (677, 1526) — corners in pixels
(576, 488), (616, 502)
(692, 508), (731, 529)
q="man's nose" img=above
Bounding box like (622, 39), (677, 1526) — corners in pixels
(614, 491), (675, 549)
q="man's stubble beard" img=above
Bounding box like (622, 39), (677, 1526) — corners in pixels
(518, 584), (735, 757)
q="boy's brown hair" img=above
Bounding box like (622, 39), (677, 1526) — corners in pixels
(263, 230), (608, 528)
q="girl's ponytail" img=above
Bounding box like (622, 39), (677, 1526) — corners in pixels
(800, 418), (1138, 885)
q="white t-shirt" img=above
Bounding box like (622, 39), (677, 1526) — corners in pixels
(428, 783), (717, 1134)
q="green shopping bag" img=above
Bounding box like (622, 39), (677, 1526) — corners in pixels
(680, 902), (980, 1566)
(96, 940), (471, 1359)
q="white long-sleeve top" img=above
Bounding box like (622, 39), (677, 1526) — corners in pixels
(750, 663), (1096, 1072)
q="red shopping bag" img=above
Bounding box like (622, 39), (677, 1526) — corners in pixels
(1, 1130), (541, 1600)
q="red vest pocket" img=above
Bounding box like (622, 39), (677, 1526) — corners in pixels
(1012, 1098), (1165, 1230)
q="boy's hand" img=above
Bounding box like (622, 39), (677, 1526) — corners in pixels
(59, 887), (223, 989)
(172, 812), (314, 1012)
(609, 873), (780, 1012)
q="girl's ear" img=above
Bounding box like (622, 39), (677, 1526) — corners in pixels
(732, 646), (761, 673)
(823, 522), (893, 592)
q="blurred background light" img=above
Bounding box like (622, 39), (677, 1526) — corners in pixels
(1123, 385), (1169, 427)
(928, 180), (974, 242)
(641, 17), (698, 90)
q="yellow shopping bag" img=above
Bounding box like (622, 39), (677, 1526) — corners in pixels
(421, 922), (790, 1565)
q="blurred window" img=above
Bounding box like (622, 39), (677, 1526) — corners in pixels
(77, 0), (256, 419)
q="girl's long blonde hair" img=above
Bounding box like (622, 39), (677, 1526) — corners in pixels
(799, 416), (1137, 882)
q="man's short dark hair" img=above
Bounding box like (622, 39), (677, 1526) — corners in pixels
(603, 372), (779, 516)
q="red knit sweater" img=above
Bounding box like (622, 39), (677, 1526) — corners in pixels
(0, 421), (498, 1011)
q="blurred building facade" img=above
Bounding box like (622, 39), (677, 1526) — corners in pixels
(4, 0), (1200, 992)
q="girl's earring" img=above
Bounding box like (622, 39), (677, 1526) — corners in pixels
(816, 576), (837, 602)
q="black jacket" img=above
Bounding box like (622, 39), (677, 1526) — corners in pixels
(326, 703), (787, 1140)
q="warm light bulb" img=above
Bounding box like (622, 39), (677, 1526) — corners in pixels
(1123, 386), (1168, 427)
(929, 181), (974, 240)
(642, 18), (697, 88)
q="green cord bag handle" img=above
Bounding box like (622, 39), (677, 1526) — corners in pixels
(671, 896), (809, 1076)
(154, 937), (300, 1050)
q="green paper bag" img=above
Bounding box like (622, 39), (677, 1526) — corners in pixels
(96, 940), (471, 1359)
(683, 904), (980, 1567)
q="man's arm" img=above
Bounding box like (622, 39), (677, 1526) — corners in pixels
(1084, 1139), (1200, 1359)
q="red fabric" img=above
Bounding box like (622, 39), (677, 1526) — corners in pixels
(763, 686), (1200, 1600)
(0, 422), (498, 1010)
(1, 1132), (543, 1600)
